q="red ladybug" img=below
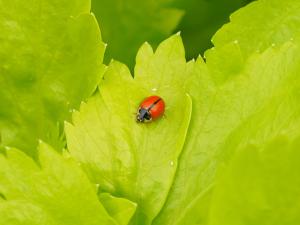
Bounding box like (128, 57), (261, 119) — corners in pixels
(136, 95), (165, 122)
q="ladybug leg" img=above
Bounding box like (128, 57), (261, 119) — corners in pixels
(133, 107), (140, 115)
(162, 113), (167, 119)
(162, 106), (169, 120)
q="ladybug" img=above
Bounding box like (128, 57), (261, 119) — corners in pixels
(136, 95), (165, 123)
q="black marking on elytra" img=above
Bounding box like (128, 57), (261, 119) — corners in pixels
(147, 98), (162, 111)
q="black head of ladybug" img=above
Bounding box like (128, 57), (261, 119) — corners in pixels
(136, 108), (152, 123)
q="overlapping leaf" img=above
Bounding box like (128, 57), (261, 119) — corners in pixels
(209, 135), (300, 225)
(99, 193), (137, 225)
(213, 0), (300, 58)
(0, 142), (116, 225)
(0, 0), (105, 156)
(169, 42), (300, 225)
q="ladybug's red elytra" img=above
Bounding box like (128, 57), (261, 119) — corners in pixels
(136, 95), (165, 123)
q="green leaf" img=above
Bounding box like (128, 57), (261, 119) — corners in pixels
(65, 34), (192, 225)
(212, 0), (300, 58)
(209, 135), (300, 225)
(171, 41), (300, 225)
(175, 185), (213, 225)
(202, 51), (300, 224)
(0, 142), (116, 225)
(99, 193), (137, 225)
(91, 0), (183, 67)
(0, 0), (105, 156)
(155, 14), (300, 225)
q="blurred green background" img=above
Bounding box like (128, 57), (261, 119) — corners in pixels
(92, 0), (253, 68)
